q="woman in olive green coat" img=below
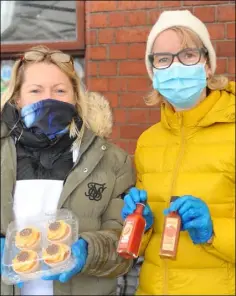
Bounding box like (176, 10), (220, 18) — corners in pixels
(0, 45), (134, 295)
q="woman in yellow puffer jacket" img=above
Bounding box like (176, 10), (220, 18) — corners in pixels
(121, 10), (235, 295)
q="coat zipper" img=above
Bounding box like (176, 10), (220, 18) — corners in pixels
(63, 137), (84, 185)
(169, 113), (186, 198)
(163, 113), (185, 296)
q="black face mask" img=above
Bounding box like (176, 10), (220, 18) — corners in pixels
(20, 99), (77, 140)
(2, 100), (83, 149)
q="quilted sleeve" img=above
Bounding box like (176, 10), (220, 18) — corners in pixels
(80, 154), (135, 277)
(202, 217), (235, 263)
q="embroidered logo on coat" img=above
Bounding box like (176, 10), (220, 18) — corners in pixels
(85, 182), (107, 201)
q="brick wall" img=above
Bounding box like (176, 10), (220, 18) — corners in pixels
(85, 0), (235, 154)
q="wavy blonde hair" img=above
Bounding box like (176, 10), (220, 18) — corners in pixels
(145, 26), (229, 106)
(1, 45), (88, 138)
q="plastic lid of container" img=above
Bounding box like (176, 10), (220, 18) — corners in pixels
(1, 209), (78, 286)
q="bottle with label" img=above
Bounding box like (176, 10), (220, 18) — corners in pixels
(117, 203), (146, 259)
(160, 196), (181, 259)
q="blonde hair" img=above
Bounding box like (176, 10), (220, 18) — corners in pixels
(1, 45), (88, 138)
(145, 26), (229, 106)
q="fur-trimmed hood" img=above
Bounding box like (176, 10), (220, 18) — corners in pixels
(83, 91), (113, 138)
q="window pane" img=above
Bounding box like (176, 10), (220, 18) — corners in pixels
(74, 57), (86, 91)
(1, 1), (77, 44)
(1, 60), (14, 94)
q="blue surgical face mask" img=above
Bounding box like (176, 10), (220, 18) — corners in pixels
(153, 63), (207, 110)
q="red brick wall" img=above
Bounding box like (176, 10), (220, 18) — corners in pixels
(85, 0), (235, 154)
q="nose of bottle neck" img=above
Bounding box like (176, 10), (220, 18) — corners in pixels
(135, 203), (145, 214)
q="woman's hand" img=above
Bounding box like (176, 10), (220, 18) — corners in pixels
(164, 195), (213, 244)
(121, 187), (154, 231)
(42, 239), (88, 283)
(1, 237), (5, 276)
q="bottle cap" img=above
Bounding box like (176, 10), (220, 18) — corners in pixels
(135, 203), (145, 214)
(170, 196), (179, 203)
(137, 200), (146, 206)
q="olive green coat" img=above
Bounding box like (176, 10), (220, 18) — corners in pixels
(1, 92), (135, 295)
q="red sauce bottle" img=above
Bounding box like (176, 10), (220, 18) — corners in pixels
(160, 196), (181, 259)
(117, 203), (146, 259)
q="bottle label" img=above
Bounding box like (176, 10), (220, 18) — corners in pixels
(162, 217), (178, 251)
(120, 221), (133, 243)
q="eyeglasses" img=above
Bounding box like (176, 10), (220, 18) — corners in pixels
(149, 48), (208, 70)
(19, 49), (74, 67)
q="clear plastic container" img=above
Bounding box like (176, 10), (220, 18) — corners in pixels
(1, 209), (78, 285)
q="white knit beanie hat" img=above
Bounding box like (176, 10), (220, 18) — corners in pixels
(145, 10), (216, 80)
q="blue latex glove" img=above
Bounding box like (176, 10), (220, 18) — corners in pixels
(1, 238), (23, 288)
(1, 238), (5, 275)
(164, 195), (213, 244)
(121, 187), (154, 231)
(42, 238), (88, 283)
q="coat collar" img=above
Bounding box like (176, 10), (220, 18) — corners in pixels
(161, 82), (235, 131)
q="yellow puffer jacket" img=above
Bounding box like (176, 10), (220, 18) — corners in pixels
(135, 82), (235, 295)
